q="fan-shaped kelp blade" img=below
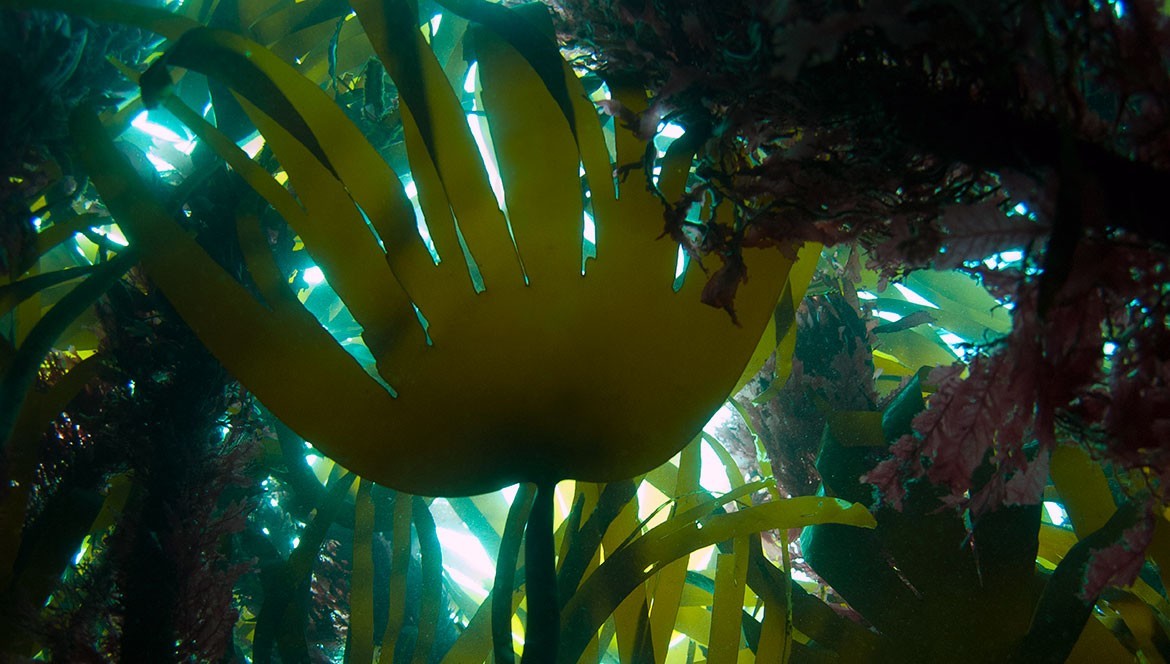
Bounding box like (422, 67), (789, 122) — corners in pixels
(142, 27), (421, 266)
(558, 496), (875, 663)
(80, 0), (795, 497)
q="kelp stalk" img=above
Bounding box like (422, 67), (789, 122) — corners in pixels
(521, 482), (559, 663)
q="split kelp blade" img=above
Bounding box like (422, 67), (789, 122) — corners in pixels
(76, 1), (796, 496)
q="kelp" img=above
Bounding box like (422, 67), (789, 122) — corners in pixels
(8, 0), (1164, 662)
(801, 374), (1170, 662)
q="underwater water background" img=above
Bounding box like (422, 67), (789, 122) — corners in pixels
(2, 0), (1170, 662)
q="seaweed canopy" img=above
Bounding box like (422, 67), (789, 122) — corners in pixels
(72, 0), (800, 498)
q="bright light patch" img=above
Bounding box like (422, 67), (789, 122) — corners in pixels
(938, 331), (966, 348)
(583, 212), (596, 244)
(874, 310), (903, 323)
(467, 115), (507, 209)
(305, 453), (322, 467)
(857, 290), (878, 301)
(657, 122), (686, 139)
(791, 567), (816, 584)
(1104, 341), (1118, 356)
(145, 153), (177, 173)
(688, 544), (714, 571)
(74, 539), (89, 565)
(404, 180), (418, 199)
(132, 111), (185, 143)
(703, 403), (734, 435)
(699, 439), (732, 495)
(175, 139), (197, 155)
(291, 537), (301, 548)
(1043, 501), (1069, 527)
(446, 567), (490, 602)
(429, 13), (442, 34)
(436, 526), (495, 583)
(1013, 202), (1029, 216)
(985, 249), (1025, 269)
(240, 133), (266, 158)
(262, 527), (270, 536)
(893, 283), (938, 308)
(464, 61), (478, 93)
(93, 226), (130, 247)
(303, 266), (326, 285)
(269, 497), (279, 507)
(500, 483), (519, 505)
(674, 245), (687, 279)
